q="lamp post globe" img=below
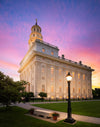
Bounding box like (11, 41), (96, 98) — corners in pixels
(66, 72), (72, 82)
(64, 72), (76, 124)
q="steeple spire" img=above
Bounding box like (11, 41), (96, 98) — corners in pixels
(35, 19), (37, 25)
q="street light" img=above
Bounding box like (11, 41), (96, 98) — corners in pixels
(64, 72), (76, 124)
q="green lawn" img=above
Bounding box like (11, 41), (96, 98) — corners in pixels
(33, 101), (100, 118)
(0, 106), (100, 127)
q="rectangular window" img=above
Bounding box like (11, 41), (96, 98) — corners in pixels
(59, 79), (62, 82)
(73, 88), (75, 92)
(42, 77), (45, 80)
(42, 85), (45, 92)
(41, 68), (44, 73)
(84, 89), (85, 94)
(59, 86), (62, 92)
(51, 51), (54, 55)
(59, 69), (62, 74)
(72, 72), (75, 78)
(83, 74), (85, 80)
(51, 67), (54, 74)
(79, 88), (80, 93)
(88, 89), (90, 94)
(78, 73), (80, 79)
(41, 65), (45, 73)
(73, 96), (75, 99)
(51, 78), (54, 81)
(59, 96), (62, 99)
(66, 87), (68, 92)
(51, 96), (54, 99)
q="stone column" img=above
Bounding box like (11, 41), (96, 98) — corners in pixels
(34, 61), (38, 97)
(55, 66), (58, 98)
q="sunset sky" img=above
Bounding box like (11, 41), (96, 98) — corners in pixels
(0, 0), (100, 89)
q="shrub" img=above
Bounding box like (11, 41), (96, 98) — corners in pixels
(28, 108), (34, 115)
(52, 112), (59, 117)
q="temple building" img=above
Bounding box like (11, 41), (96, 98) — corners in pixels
(18, 20), (94, 99)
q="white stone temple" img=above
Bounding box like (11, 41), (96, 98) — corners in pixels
(18, 20), (94, 99)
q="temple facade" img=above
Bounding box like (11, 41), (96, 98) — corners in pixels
(18, 20), (94, 99)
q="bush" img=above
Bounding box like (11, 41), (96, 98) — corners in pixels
(52, 112), (59, 117)
(22, 92), (34, 102)
(28, 108), (34, 115)
(38, 92), (47, 101)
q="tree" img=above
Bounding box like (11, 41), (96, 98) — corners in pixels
(92, 88), (100, 99)
(38, 92), (47, 101)
(22, 92), (34, 102)
(0, 71), (27, 107)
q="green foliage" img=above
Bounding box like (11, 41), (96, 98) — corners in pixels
(0, 71), (27, 107)
(22, 92), (34, 102)
(52, 112), (59, 117)
(38, 92), (47, 98)
(92, 88), (100, 98)
(28, 108), (34, 115)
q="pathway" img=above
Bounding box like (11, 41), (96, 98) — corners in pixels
(15, 102), (100, 124)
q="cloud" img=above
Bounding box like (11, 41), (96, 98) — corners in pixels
(0, 0), (100, 88)
(0, 60), (19, 70)
(0, 20), (31, 81)
(0, 60), (20, 81)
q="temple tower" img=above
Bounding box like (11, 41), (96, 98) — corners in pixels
(28, 19), (43, 47)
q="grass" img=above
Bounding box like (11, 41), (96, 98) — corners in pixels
(0, 106), (100, 127)
(33, 101), (100, 118)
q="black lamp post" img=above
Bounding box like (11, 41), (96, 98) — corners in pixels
(64, 72), (76, 124)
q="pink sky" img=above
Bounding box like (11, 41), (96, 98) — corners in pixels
(0, 0), (100, 89)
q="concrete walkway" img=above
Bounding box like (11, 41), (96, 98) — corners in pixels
(15, 102), (100, 124)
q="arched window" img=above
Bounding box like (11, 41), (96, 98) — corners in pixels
(51, 51), (54, 55)
(33, 34), (35, 37)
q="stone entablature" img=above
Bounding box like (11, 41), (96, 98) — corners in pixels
(18, 45), (93, 73)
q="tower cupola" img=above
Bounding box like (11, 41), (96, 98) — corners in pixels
(28, 19), (43, 47)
